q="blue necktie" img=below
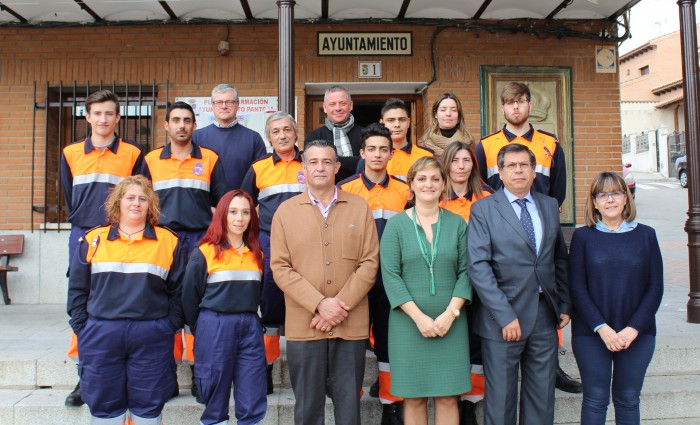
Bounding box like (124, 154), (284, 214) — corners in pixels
(515, 198), (536, 252)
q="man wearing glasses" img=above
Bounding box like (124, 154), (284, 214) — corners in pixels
(474, 82), (579, 399)
(475, 82), (566, 207)
(468, 143), (570, 425)
(193, 84), (267, 191)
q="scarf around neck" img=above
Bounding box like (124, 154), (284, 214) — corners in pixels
(325, 115), (354, 157)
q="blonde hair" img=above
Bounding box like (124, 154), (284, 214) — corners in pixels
(583, 172), (636, 227)
(406, 156), (447, 202)
(105, 175), (161, 227)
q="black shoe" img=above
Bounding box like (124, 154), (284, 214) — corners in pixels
(65, 381), (84, 407)
(190, 365), (204, 404)
(369, 378), (379, 398)
(267, 364), (274, 395)
(556, 366), (583, 393)
(459, 400), (478, 425)
(381, 402), (403, 425)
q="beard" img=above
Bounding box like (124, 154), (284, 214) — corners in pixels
(505, 110), (529, 126)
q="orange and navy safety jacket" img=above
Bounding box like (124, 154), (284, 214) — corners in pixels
(61, 136), (145, 228)
(143, 142), (227, 231)
(67, 224), (186, 334)
(181, 242), (263, 332)
(475, 125), (566, 206)
(386, 143), (433, 182)
(440, 185), (494, 222)
(241, 148), (306, 233)
(338, 172), (410, 239)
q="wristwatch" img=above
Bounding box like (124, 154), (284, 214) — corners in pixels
(447, 306), (460, 318)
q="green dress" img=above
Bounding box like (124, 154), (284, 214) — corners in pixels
(380, 208), (471, 398)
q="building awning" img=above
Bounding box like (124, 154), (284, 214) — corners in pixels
(0, 0), (641, 26)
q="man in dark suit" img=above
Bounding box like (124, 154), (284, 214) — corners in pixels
(467, 143), (570, 425)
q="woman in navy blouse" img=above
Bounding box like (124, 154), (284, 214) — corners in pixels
(568, 171), (663, 424)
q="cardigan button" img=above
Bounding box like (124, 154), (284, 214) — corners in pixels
(327, 280), (332, 284)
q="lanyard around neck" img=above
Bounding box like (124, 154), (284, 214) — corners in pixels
(411, 208), (442, 296)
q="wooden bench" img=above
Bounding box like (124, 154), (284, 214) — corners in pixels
(0, 235), (24, 305)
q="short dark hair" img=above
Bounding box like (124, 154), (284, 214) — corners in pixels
(361, 123), (393, 150)
(86, 90), (120, 114)
(303, 139), (338, 163)
(496, 144), (536, 170)
(165, 101), (196, 122)
(381, 97), (409, 117)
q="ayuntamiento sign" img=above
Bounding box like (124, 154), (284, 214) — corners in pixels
(318, 32), (412, 56)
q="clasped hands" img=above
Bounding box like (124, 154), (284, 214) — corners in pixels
(414, 311), (456, 338)
(597, 325), (639, 352)
(309, 297), (349, 332)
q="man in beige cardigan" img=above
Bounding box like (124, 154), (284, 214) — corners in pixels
(271, 139), (379, 425)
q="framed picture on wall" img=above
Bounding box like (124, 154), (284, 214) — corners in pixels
(479, 66), (574, 225)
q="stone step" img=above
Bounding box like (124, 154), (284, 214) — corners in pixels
(2, 340), (698, 390)
(1, 375), (699, 424)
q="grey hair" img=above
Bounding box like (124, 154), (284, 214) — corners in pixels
(323, 85), (351, 104)
(211, 84), (239, 101)
(265, 112), (298, 138)
(302, 139), (339, 163)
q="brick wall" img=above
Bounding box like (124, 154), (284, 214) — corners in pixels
(0, 22), (621, 229)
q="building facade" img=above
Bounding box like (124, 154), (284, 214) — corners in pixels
(0, 21), (623, 302)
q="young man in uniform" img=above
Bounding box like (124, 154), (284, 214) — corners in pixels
(143, 101), (227, 403)
(380, 98), (433, 181)
(241, 112), (306, 394)
(61, 89), (146, 406)
(338, 123), (410, 425)
(475, 81), (580, 393)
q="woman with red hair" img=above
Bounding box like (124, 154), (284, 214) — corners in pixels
(182, 190), (267, 425)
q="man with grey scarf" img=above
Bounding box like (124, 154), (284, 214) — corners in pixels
(304, 85), (363, 182)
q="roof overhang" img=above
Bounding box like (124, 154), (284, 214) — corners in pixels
(0, 0), (640, 28)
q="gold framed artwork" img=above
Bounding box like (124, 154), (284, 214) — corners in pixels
(479, 66), (574, 225)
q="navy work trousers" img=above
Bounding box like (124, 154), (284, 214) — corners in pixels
(194, 309), (267, 425)
(78, 317), (176, 423)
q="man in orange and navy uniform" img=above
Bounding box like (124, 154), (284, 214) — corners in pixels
(143, 101), (227, 403)
(339, 123), (410, 425)
(60, 89), (145, 407)
(241, 111), (306, 394)
(475, 81), (581, 397)
(381, 98), (433, 181)
(475, 82), (565, 207)
(356, 98), (433, 182)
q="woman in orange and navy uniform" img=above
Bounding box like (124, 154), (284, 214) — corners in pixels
(440, 141), (493, 425)
(67, 175), (185, 425)
(182, 190), (267, 425)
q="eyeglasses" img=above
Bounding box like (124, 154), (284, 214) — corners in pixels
(213, 100), (238, 107)
(593, 191), (625, 201)
(502, 162), (534, 171)
(503, 99), (529, 107)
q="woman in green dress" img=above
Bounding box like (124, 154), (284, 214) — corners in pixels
(380, 156), (472, 425)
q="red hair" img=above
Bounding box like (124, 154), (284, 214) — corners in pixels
(200, 190), (264, 270)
